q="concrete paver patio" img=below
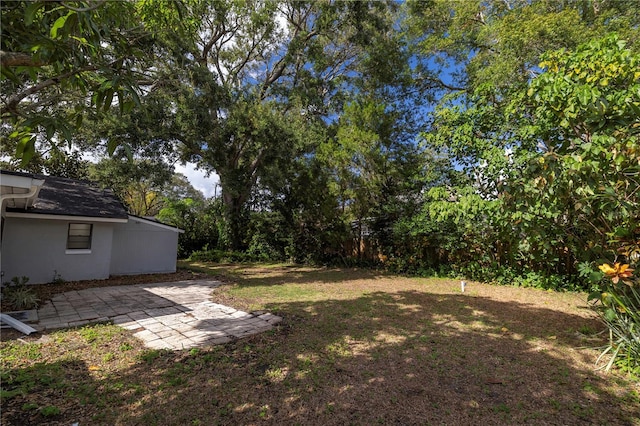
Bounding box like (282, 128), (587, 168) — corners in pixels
(32, 280), (281, 350)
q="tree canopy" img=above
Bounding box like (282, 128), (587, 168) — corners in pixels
(2, 0), (639, 289)
(0, 1), (158, 164)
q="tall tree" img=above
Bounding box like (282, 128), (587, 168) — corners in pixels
(89, 157), (174, 216)
(318, 97), (428, 260)
(135, 0), (410, 249)
(404, 0), (640, 283)
(506, 34), (640, 267)
(406, 0), (638, 95)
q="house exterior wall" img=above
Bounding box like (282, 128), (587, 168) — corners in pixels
(1, 217), (114, 284)
(109, 218), (179, 275)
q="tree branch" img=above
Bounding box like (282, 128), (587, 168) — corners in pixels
(229, 27), (268, 82)
(1, 56), (129, 116)
(60, 1), (106, 13)
(415, 75), (466, 92)
(261, 56), (287, 98)
(0, 51), (45, 67)
(2, 67), (94, 116)
(201, 24), (225, 65)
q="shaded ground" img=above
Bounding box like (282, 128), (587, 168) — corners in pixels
(1, 269), (208, 316)
(1, 263), (638, 425)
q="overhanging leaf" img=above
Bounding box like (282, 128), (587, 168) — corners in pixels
(50, 13), (71, 39)
(17, 136), (37, 167)
(107, 138), (119, 156)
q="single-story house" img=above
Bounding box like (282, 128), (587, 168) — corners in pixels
(0, 170), (183, 284)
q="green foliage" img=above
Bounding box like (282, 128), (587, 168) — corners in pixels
(589, 259), (640, 376)
(408, 31), (639, 289)
(0, 358), (67, 402)
(189, 249), (260, 264)
(90, 157), (174, 216)
(508, 34), (639, 274)
(40, 405), (61, 417)
(493, 270), (579, 291)
(208, 102), (318, 250)
(51, 270), (65, 285)
(79, 326), (99, 344)
(246, 213), (289, 262)
(318, 95), (430, 265)
(1, 1), (154, 164)
(158, 197), (221, 258)
(394, 182), (509, 281)
(1, 276), (39, 310)
(406, 0), (638, 94)
(137, 349), (167, 364)
(1, 341), (42, 364)
(0, 146), (91, 180)
(160, 1), (410, 250)
(531, 36), (639, 131)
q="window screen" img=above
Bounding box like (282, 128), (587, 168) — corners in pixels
(67, 223), (92, 249)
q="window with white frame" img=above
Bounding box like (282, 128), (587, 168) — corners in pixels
(67, 223), (92, 250)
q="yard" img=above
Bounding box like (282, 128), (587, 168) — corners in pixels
(1, 263), (638, 425)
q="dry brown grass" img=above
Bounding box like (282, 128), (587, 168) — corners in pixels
(1, 263), (639, 425)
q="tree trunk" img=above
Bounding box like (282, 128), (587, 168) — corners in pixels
(217, 149), (265, 251)
(222, 191), (247, 251)
(219, 172), (253, 251)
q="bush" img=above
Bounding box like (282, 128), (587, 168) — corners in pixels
(189, 249), (256, 263)
(246, 233), (286, 262)
(1, 276), (39, 310)
(498, 270), (580, 292)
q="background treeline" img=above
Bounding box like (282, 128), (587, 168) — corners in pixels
(2, 0), (639, 291)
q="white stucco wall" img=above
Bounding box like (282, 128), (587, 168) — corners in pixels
(109, 218), (179, 275)
(1, 217), (114, 284)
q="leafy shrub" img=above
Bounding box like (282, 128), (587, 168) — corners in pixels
(51, 270), (65, 285)
(189, 249), (257, 263)
(1, 276), (39, 310)
(157, 198), (222, 258)
(507, 271), (580, 292)
(246, 233), (286, 262)
(589, 261), (640, 376)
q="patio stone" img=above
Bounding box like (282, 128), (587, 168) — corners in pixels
(127, 311), (150, 321)
(155, 330), (176, 339)
(32, 279), (282, 350)
(120, 323), (143, 331)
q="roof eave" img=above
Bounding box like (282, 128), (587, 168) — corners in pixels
(127, 215), (185, 233)
(4, 211), (129, 223)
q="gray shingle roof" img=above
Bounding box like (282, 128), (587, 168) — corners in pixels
(4, 171), (128, 219)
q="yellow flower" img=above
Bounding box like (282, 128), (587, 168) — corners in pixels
(599, 263), (634, 284)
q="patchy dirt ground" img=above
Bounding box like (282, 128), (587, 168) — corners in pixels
(1, 263), (639, 425)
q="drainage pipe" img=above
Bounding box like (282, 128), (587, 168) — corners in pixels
(0, 313), (37, 335)
(0, 183), (42, 212)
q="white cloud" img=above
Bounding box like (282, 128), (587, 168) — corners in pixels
(175, 162), (220, 198)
